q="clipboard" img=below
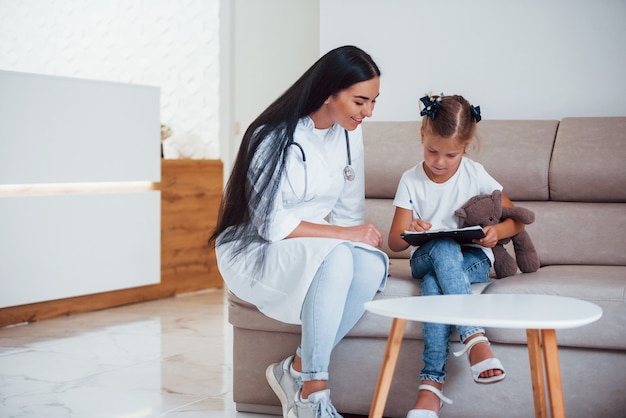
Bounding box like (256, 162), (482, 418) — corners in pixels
(401, 225), (485, 246)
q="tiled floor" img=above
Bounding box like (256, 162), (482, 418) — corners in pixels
(0, 288), (279, 418)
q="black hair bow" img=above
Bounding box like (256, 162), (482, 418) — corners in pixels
(470, 105), (482, 123)
(419, 95), (442, 120)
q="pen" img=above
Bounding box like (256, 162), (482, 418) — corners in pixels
(409, 199), (422, 220)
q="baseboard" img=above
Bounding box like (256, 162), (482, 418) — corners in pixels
(235, 402), (282, 415)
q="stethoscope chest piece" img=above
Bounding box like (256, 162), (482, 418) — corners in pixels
(343, 129), (355, 181)
(343, 165), (356, 181)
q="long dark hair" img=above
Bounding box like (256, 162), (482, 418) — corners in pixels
(209, 45), (380, 261)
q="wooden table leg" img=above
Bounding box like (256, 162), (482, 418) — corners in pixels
(541, 329), (566, 418)
(526, 329), (547, 418)
(369, 317), (407, 418)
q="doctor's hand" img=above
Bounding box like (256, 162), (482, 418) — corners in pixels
(287, 221), (383, 248)
(343, 224), (383, 248)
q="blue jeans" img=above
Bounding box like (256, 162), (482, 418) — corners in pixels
(409, 239), (491, 383)
(297, 243), (387, 382)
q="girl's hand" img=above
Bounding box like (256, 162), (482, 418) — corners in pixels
(474, 195), (527, 248)
(408, 219), (432, 233)
(388, 207), (431, 252)
(475, 225), (499, 247)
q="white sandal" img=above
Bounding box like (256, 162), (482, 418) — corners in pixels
(406, 384), (453, 418)
(453, 335), (506, 384)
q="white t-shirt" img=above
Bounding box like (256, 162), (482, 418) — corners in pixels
(392, 157), (502, 261)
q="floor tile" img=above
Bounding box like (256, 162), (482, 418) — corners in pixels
(0, 289), (279, 418)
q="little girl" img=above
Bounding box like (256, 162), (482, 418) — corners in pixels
(388, 94), (524, 418)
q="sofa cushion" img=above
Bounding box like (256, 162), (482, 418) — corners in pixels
(550, 117), (626, 202)
(521, 201), (626, 266)
(363, 121), (420, 199)
(484, 265), (626, 351)
(471, 120), (558, 201)
(362, 120), (559, 202)
(228, 291), (301, 334)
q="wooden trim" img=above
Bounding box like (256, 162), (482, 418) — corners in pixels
(0, 159), (224, 327)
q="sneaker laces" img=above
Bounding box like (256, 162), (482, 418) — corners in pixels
(313, 395), (340, 417)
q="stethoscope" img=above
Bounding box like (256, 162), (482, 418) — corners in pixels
(286, 129), (355, 204)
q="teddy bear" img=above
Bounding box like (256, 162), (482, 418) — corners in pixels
(454, 190), (540, 279)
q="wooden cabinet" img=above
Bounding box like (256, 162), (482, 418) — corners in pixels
(161, 159), (223, 292)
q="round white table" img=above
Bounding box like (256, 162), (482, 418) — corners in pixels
(364, 294), (602, 418)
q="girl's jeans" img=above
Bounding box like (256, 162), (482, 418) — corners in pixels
(297, 243), (387, 382)
(409, 238), (491, 384)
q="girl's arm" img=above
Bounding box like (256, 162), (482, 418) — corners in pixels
(475, 192), (525, 248)
(388, 207), (432, 252)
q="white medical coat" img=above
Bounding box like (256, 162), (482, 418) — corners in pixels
(216, 117), (388, 324)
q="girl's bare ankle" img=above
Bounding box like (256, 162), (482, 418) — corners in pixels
(413, 381), (443, 411)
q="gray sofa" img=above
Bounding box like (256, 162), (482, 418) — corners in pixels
(228, 117), (626, 418)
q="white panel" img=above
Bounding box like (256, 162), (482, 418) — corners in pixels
(0, 192), (160, 308)
(0, 70), (160, 184)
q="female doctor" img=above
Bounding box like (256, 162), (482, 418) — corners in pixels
(209, 45), (388, 418)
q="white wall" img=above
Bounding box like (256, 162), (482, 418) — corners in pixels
(0, 0), (220, 158)
(228, 0), (320, 177)
(5, 1), (619, 169)
(320, 0), (626, 121)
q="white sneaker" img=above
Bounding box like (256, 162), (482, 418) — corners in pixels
(266, 356), (301, 418)
(289, 389), (343, 418)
